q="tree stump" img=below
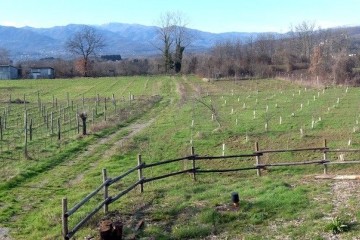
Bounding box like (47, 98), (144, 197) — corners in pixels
(99, 220), (123, 240)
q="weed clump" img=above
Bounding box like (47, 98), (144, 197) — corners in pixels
(325, 217), (349, 234)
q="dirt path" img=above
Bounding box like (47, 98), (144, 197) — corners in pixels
(102, 119), (155, 159)
(0, 117), (156, 240)
(331, 180), (360, 218)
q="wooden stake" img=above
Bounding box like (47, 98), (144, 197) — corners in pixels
(24, 111), (28, 158)
(0, 116), (2, 141)
(76, 113), (80, 134)
(323, 139), (328, 175)
(29, 119), (33, 141)
(191, 146), (196, 181)
(102, 169), (109, 214)
(138, 155), (144, 193)
(58, 118), (61, 140)
(51, 112), (54, 134)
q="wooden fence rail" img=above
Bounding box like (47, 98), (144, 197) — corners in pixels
(62, 139), (360, 239)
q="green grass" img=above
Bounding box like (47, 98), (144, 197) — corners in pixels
(1, 75), (360, 239)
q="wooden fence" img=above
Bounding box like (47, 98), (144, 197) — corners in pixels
(61, 139), (360, 239)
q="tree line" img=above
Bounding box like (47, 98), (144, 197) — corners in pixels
(191, 21), (360, 85)
(1, 16), (360, 85)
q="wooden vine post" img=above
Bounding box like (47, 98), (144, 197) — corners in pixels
(102, 169), (109, 214)
(191, 146), (196, 181)
(255, 142), (261, 176)
(323, 139), (328, 175)
(23, 94), (26, 110)
(50, 112), (54, 135)
(29, 119), (33, 141)
(0, 116), (3, 141)
(58, 118), (61, 140)
(3, 113), (6, 129)
(138, 154), (144, 193)
(24, 110), (28, 158)
(76, 113), (80, 134)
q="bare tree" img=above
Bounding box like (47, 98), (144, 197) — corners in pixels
(0, 48), (10, 64)
(156, 11), (190, 74)
(294, 21), (317, 60)
(173, 12), (191, 73)
(156, 12), (174, 73)
(65, 26), (106, 77)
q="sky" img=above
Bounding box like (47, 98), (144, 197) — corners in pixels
(0, 0), (359, 33)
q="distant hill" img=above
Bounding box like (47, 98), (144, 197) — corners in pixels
(0, 23), (267, 61)
(1, 23), (359, 61)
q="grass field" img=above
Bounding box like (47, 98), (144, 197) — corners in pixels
(1, 75), (360, 239)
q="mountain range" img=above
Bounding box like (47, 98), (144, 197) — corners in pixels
(1, 23), (360, 62)
(0, 23), (266, 61)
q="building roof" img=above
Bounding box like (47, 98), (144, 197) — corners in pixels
(0, 65), (18, 68)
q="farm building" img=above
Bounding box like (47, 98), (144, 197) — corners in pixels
(29, 67), (55, 79)
(0, 65), (20, 80)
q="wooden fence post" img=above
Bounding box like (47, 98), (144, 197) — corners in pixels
(23, 94), (26, 110)
(102, 169), (109, 214)
(51, 112), (54, 135)
(0, 116), (3, 141)
(3, 113), (6, 129)
(62, 198), (69, 240)
(138, 154), (144, 193)
(29, 119), (33, 141)
(191, 146), (197, 181)
(58, 118), (61, 140)
(255, 142), (261, 176)
(323, 139), (328, 175)
(24, 111), (28, 158)
(76, 113), (80, 134)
